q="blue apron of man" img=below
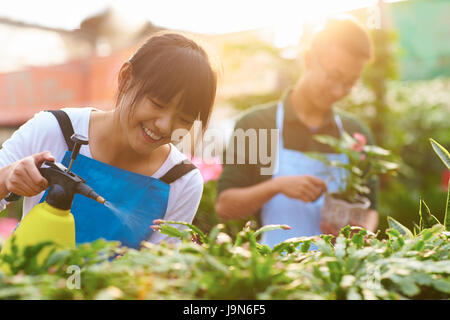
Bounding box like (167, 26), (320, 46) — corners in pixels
(40, 110), (196, 249)
(260, 102), (348, 248)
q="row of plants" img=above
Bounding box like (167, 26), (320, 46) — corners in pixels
(0, 207), (448, 300)
(0, 139), (448, 300)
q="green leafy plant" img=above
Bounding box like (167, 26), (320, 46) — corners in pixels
(0, 213), (448, 300)
(342, 78), (450, 231)
(429, 139), (450, 231)
(307, 131), (399, 203)
(150, 215), (449, 300)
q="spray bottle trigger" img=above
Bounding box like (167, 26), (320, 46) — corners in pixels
(42, 160), (67, 172)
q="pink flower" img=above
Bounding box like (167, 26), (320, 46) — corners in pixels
(350, 132), (367, 152)
(190, 156), (223, 183)
(0, 218), (19, 240)
(353, 132), (367, 145)
(442, 170), (450, 191)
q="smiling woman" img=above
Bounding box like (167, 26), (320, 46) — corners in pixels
(107, 32), (217, 161)
(0, 31), (218, 248)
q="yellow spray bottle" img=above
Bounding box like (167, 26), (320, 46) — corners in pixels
(0, 134), (105, 273)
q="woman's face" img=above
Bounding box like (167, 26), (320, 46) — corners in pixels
(118, 90), (196, 155)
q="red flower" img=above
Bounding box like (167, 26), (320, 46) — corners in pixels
(442, 170), (450, 191)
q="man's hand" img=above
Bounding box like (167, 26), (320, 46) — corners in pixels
(320, 209), (379, 237)
(216, 175), (328, 221)
(275, 175), (327, 202)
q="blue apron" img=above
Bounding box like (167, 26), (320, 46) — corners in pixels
(260, 102), (348, 248)
(39, 151), (170, 249)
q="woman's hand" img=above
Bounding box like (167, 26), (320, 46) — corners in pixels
(274, 175), (327, 202)
(3, 151), (55, 197)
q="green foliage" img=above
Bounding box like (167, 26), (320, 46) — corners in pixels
(339, 21), (449, 233)
(0, 214), (448, 300)
(1, 134), (448, 300)
(387, 216), (413, 239)
(430, 139), (450, 170)
(0, 236), (55, 275)
(446, 182), (450, 232)
(191, 180), (220, 234)
(306, 132), (399, 203)
(361, 29), (399, 146)
(0, 197), (23, 220)
(429, 139), (450, 231)
(419, 199), (441, 231)
(342, 79), (450, 232)
(192, 180), (258, 239)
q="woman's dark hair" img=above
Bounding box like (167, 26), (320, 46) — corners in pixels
(117, 31), (217, 127)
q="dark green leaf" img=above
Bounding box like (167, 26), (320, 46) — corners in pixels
(419, 200), (441, 229)
(387, 216), (413, 238)
(430, 138), (450, 169)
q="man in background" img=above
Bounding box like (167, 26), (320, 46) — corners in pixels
(215, 17), (379, 247)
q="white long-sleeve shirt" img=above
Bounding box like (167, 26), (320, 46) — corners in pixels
(0, 107), (204, 244)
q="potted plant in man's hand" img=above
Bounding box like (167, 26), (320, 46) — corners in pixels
(307, 132), (399, 230)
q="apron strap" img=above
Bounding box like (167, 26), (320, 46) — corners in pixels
(46, 109), (75, 151)
(159, 161), (197, 184)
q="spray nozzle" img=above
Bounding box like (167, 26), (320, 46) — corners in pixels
(76, 181), (106, 205)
